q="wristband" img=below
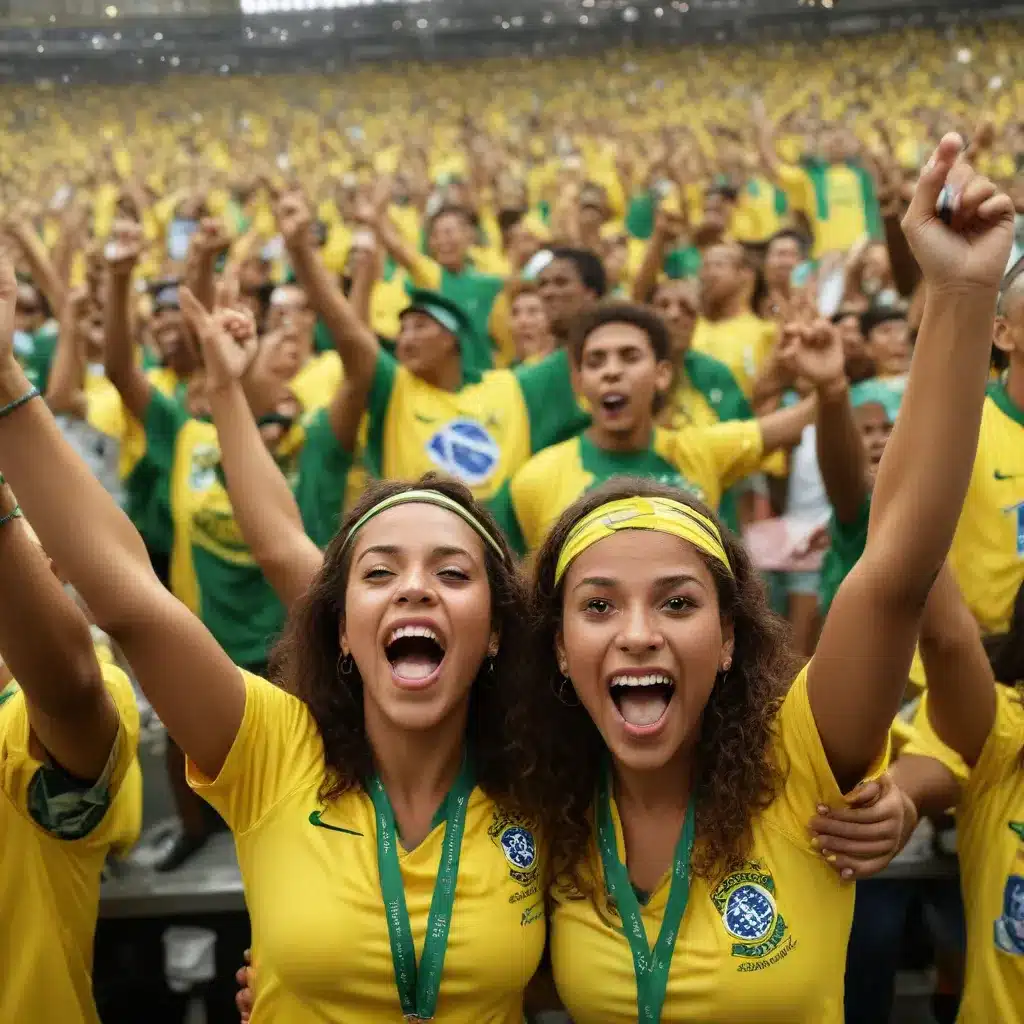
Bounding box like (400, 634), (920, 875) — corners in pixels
(0, 385), (40, 421)
(0, 505), (22, 529)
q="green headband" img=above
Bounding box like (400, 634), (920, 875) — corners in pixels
(341, 489), (507, 563)
(404, 301), (461, 336)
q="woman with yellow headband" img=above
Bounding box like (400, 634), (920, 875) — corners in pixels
(0, 248), (553, 1018)
(526, 134), (1016, 1023)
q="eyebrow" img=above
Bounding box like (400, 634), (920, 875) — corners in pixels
(572, 572), (703, 592)
(357, 543), (475, 562)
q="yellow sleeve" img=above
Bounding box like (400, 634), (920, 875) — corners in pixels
(695, 420), (765, 492)
(899, 694), (969, 785)
(509, 460), (545, 553)
(186, 670), (324, 834)
(488, 291), (516, 369)
(0, 663), (140, 849)
(768, 664), (890, 843)
(86, 386), (127, 441)
(961, 686), (1024, 809)
(407, 251), (444, 290)
(776, 163), (814, 219)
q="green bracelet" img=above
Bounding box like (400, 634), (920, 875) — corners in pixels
(0, 385), (40, 421)
(0, 505), (22, 529)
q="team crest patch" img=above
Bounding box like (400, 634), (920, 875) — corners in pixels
(488, 812), (539, 889)
(189, 444), (221, 491)
(711, 864), (789, 961)
(426, 418), (500, 487)
(995, 870), (1024, 956)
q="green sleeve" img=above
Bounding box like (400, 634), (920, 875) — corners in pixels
(18, 328), (58, 394)
(363, 348), (399, 480)
(515, 348), (590, 453)
(487, 480), (527, 558)
(294, 408), (353, 549)
(313, 318), (335, 355)
(143, 388), (189, 476)
(625, 193), (655, 240)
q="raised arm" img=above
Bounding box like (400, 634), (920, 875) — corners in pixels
(0, 252), (244, 781)
(0, 480), (116, 781)
(180, 288), (324, 611)
(44, 287), (92, 418)
(103, 222), (152, 421)
(919, 563), (997, 768)
(807, 134), (1015, 790)
(279, 192), (380, 397)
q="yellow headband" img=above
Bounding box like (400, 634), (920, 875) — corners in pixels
(341, 489), (507, 563)
(554, 496), (733, 585)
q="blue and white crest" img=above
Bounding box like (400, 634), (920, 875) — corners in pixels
(994, 874), (1024, 956)
(500, 826), (537, 872)
(426, 418), (500, 487)
(722, 883), (777, 943)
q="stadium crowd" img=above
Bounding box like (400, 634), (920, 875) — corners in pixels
(0, 17), (1023, 1024)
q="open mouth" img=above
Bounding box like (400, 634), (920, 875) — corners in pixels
(609, 673), (675, 731)
(384, 625), (446, 684)
(600, 393), (628, 415)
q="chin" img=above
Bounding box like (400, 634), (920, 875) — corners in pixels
(597, 693), (697, 774)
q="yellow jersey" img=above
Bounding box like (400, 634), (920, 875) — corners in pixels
(955, 686), (1024, 1022)
(550, 665), (887, 1023)
(187, 670), (545, 1023)
(498, 421), (763, 554)
(290, 350), (343, 413)
(949, 381), (1024, 634)
(0, 663), (141, 1024)
(364, 347), (587, 503)
(691, 313), (776, 399)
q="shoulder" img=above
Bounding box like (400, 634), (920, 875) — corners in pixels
(514, 437), (579, 482)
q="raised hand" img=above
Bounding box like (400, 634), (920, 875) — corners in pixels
(273, 191), (313, 249)
(190, 218), (232, 261)
(105, 219), (145, 278)
(902, 132), (1015, 292)
(179, 286), (257, 393)
(782, 317), (846, 390)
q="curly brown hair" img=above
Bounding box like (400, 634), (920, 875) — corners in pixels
(269, 474), (544, 819)
(528, 477), (798, 891)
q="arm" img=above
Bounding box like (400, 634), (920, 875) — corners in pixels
(0, 254), (245, 781)
(4, 214), (67, 317)
(919, 563), (997, 768)
(103, 224), (152, 421)
(756, 396), (815, 452)
(44, 288), (91, 418)
(183, 217), (231, 313)
(0, 479), (117, 781)
(808, 136), (1014, 789)
(279, 193), (381, 398)
(630, 207), (688, 302)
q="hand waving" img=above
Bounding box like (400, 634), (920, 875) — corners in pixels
(179, 287), (257, 394)
(902, 132), (1015, 293)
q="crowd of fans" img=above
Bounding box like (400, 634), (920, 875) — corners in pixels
(0, 18), (1022, 1024)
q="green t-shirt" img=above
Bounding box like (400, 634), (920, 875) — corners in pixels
(438, 267), (505, 379)
(145, 394), (351, 665)
(819, 496), (871, 617)
(13, 323), (59, 393)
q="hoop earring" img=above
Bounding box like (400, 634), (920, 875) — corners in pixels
(337, 653), (354, 679)
(486, 656), (496, 677)
(552, 674), (580, 707)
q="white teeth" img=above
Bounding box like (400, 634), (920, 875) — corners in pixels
(386, 625), (444, 649)
(610, 673), (674, 689)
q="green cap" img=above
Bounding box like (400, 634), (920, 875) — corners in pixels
(850, 377), (904, 423)
(401, 288), (477, 356)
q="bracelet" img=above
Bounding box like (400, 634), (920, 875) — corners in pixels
(0, 385), (40, 421)
(0, 505), (22, 529)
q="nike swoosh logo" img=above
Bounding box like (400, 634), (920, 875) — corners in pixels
(414, 413), (437, 425)
(994, 470), (1022, 481)
(308, 811), (363, 835)
(1010, 821), (1024, 842)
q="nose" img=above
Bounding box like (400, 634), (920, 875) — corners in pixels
(393, 567), (437, 606)
(615, 602), (665, 655)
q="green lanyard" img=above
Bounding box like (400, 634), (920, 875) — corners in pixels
(597, 763), (696, 1024)
(370, 759), (474, 1021)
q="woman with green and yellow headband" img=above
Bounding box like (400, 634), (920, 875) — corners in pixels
(526, 133), (1016, 1023)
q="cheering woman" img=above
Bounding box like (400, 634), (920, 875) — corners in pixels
(0, 270), (551, 1020)
(525, 135), (1014, 1022)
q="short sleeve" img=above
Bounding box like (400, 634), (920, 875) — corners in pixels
(962, 687), (1024, 806)
(143, 387), (189, 476)
(0, 663), (140, 846)
(408, 252), (444, 290)
(489, 478), (528, 557)
(515, 349), (590, 452)
(294, 408), (353, 549)
(186, 670), (323, 835)
(363, 348), (400, 479)
(767, 664), (890, 844)
(86, 385), (127, 440)
(695, 419), (765, 491)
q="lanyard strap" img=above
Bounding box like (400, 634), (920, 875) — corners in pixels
(371, 759), (474, 1021)
(597, 763), (696, 1024)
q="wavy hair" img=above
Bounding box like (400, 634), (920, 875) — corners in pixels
(528, 477), (798, 891)
(269, 474), (542, 817)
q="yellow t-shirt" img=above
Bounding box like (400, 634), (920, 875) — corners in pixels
(550, 665), (888, 1023)
(364, 348), (587, 502)
(504, 422), (763, 553)
(956, 685), (1024, 1021)
(187, 671), (546, 1023)
(290, 350), (343, 413)
(948, 383), (1024, 634)
(0, 663), (141, 1024)
(691, 313), (776, 399)
(812, 165), (870, 257)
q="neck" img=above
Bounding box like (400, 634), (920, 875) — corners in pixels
(422, 356), (464, 393)
(364, 698), (469, 816)
(0, 663), (11, 688)
(586, 418), (653, 453)
(701, 295), (744, 322)
(611, 744), (694, 815)
(1004, 359), (1024, 410)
